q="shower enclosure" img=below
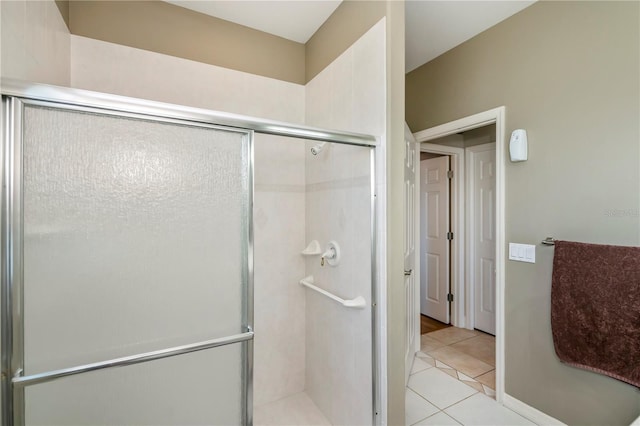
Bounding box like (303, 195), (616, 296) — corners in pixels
(1, 81), (377, 425)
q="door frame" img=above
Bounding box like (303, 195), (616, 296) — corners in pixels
(404, 125), (419, 384)
(412, 106), (506, 403)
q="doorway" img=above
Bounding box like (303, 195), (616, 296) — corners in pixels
(410, 107), (506, 402)
(418, 126), (498, 336)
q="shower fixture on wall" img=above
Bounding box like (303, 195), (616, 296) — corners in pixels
(310, 142), (326, 155)
(321, 241), (340, 266)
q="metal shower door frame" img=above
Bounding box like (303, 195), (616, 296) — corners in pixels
(0, 80), (379, 426)
(1, 95), (255, 426)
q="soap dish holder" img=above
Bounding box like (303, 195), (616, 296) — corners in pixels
(301, 240), (322, 256)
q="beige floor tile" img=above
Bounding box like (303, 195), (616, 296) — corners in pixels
(462, 380), (484, 393)
(406, 388), (439, 425)
(421, 335), (446, 352)
(445, 393), (535, 425)
(427, 327), (479, 345)
(450, 334), (495, 366)
(483, 385), (496, 398)
(435, 360), (453, 369)
(411, 357), (433, 375)
(408, 368), (478, 410)
(416, 351), (434, 360)
(413, 411), (462, 425)
(475, 369), (495, 389)
(422, 358), (435, 367)
(428, 346), (494, 378)
(439, 368), (458, 379)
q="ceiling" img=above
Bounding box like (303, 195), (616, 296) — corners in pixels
(164, 1), (342, 44)
(166, 0), (536, 73)
(405, 1), (535, 72)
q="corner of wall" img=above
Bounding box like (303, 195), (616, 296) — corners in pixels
(304, 0), (386, 84)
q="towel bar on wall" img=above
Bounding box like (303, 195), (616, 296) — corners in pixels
(542, 237), (556, 245)
(299, 275), (366, 309)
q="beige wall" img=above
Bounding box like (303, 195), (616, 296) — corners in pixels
(54, 0), (69, 29)
(1, 0), (70, 85)
(66, 0), (387, 86)
(406, 2), (640, 425)
(305, 0), (386, 82)
(68, 1), (305, 84)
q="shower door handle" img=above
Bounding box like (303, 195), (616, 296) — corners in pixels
(404, 269), (413, 276)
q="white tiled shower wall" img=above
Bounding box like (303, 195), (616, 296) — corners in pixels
(0, 0), (70, 85)
(69, 35), (305, 123)
(253, 134), (307, 406)
(304, 19), (386, 425)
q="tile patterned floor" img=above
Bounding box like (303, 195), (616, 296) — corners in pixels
(406, 327), (536, 425)
(420, 327), (496, 397)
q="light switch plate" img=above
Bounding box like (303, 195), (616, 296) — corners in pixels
(509, 243), (536, 263)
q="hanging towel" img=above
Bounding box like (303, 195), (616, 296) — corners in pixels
(551, 240), (640, 387)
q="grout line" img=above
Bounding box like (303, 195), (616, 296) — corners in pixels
(440, 391), (479, 412)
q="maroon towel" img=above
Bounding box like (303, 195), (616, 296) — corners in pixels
(551, 240), (640, 387)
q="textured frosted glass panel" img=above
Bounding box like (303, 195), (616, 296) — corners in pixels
(25, 343), (243, 425)
(22, 106), (249, 374)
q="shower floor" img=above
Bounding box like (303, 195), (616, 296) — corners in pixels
(254, 391), (331, 426)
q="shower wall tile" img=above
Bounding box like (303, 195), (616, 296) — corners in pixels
(254, 134), (306, 191)
(305, 18), (385, 139)
(352, 21), (386, 138)
(328, 49), (354, 133)
(304, 18), (386, 426)
(70, 35), (305, 124)
(253, 135), (306, 406)
(1, 0), (70, 85)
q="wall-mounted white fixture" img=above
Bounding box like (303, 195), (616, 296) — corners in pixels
(508, 242), (536, 263)
(301, 240), (322, 255)
(321, 240), (340, 266)
(310, 142), (326, 155)
(299, 275), (365, 309)
(509, 129), (528, 162)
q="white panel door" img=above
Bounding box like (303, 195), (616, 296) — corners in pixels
(404, 139), (417, 384)
(469, 144), (496, 335)
(420, 156), (450, 323)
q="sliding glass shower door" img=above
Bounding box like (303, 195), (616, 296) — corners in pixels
(2, 100), (253, 425)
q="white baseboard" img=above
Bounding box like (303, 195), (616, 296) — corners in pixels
(503, 394), (566, 426)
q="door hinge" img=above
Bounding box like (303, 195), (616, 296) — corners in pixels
(446, 231), (454, 240)
(447, 170), (453, 179)
(447, 293), (454, 302)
